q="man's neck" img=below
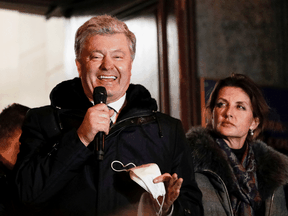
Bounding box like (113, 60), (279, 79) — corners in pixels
(107, 94), (126, 113)
(90, 94), (126, 113)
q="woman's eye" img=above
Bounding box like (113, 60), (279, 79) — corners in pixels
(216, 102), (225, 108)
(237, 105), (246, 110)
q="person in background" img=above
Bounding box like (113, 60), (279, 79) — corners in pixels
(187, 74), (288, 215)
(14, 15), (202, 215)
(0, 103), (29, 214)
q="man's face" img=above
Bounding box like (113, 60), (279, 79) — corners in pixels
(76, 33), (133, 104)
(0, 129), (21, 170)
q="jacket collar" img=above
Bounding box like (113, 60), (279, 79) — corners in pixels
(49, 77), (158, 120)
(187, 127), (288, 200)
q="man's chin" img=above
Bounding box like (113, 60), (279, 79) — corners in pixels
(106, 91), (118, 103)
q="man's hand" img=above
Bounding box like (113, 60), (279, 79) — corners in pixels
(153, 173), (183, 215)
(77, 104), (114, 146)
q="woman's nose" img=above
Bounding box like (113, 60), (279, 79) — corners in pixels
(225, 106), (233, 118)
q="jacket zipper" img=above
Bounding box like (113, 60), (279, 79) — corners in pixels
(267, 192), (275, 216)
(201, 169), (234, 216)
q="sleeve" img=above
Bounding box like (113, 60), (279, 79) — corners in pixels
(284, 184), (288, 211)
(13, 107), (92, 208)
(171, 120), (203, 216)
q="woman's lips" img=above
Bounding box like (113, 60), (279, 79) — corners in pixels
(221, 121), (235, 127)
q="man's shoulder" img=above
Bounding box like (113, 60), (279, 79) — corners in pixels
(25, 106), (85, 134)
(155, 111), (178, 120)
(26, 105), (58, 120)
(24, 106), (60, 130)
(154, 111), (182, 126)
(27, 105), (54, 116)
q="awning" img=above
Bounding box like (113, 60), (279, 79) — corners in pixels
(0, 0), (158, 19)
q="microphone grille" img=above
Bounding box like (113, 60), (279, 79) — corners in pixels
(93, 86), (107, 104)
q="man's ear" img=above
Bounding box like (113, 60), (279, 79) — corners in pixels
(75, 60), (82, 77)
(250, 117), (260, 131)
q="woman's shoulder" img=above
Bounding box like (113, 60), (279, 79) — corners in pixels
(186, 127), (222, 154)
(186, 127), (228, 164)
(252, 139), (288, 189)
(186, 127), (214, 144)
(252, 139), (288, 162)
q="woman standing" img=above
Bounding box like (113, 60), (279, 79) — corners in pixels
(187, 74), (288, 215)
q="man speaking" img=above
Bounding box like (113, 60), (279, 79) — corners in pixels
(14, 15), (202, 216)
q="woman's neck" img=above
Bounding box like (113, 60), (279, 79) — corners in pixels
(222, 136), (247, 149)
(231, 142), (247, 162)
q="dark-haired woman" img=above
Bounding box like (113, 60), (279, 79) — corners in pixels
(187, 74), (288, 216)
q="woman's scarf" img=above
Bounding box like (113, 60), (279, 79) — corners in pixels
(216, 138), (262, 216)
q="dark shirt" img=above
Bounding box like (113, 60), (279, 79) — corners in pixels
(231, 142), (247, 162)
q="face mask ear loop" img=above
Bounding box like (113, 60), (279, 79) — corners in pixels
(156, 196), (165, 216)
(140, 179), (165, 216)
(111, 160), (136, 172)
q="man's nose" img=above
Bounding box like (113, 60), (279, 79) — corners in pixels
(100, 56), (114, 70)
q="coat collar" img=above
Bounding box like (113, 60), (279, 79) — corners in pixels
(49, 77), (158, 120)
(186, 127), (288, 200)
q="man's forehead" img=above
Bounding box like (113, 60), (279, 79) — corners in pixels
(86, 33), (129, 45)
(83, 33), (131, 53)
(87, 33), (128, 41)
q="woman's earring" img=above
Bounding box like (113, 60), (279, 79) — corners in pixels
(249, 129), (254, 136)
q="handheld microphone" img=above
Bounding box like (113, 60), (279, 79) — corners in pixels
(93, 86), (107, 161)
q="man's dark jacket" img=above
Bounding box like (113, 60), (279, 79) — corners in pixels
(14, 78), (202, 216)
(0, 162), (12, 214)
(0, 161), (20, 215)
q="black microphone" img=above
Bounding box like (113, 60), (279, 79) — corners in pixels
(93, 86), (107, 161)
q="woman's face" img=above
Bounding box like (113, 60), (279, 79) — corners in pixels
(212, 86), (259, 148)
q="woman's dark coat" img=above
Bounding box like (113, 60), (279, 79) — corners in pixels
(187, 127), (288, 216)
(14, 78), (202, 216)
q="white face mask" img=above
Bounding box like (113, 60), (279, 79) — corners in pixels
(111, 161), (166, 215)
(129, 163), (166, 200)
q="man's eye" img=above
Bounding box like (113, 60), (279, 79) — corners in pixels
(91, 55), (103, 59)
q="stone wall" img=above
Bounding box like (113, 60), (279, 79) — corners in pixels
(196, 0), (287, 87)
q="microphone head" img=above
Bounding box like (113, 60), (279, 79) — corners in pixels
(93, 86), (107, 104)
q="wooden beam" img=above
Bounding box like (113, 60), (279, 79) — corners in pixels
(175, 0), (201, 131)
(187, 0), (201, 127)
(156, 0), (170, 114)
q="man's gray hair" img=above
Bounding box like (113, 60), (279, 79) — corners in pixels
(75, 15), (136, 61)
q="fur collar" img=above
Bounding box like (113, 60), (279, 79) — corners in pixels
(186, 127), (288, 200)
(49, 77), (158, 120)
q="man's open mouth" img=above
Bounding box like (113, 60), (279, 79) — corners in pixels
(98, 75), (117, 80)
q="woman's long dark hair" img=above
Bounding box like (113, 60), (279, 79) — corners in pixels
(206, 74), (270, 141)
